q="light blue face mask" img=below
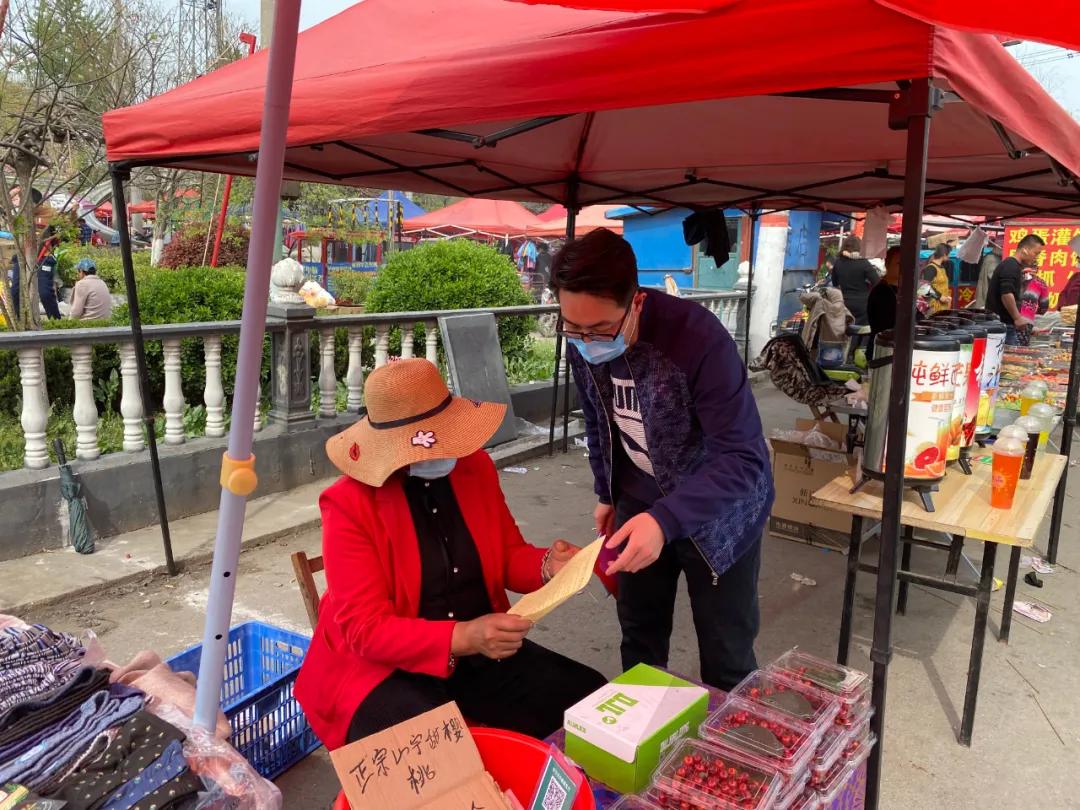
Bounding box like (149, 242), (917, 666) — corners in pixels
(569, 335), (627, 365)
(409, 457), (458, 480)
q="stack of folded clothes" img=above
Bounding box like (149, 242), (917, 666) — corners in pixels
(0, 625), (204, 809)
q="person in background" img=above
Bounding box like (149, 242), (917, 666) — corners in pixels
(921, 244), (953, 315)
(552, 229), (773, 692)
(69, 258), (113, 321)
(294, 359), (605, 750)
(36, 230), (62, 320)
(975, 242), (1002, 309)
(866, 246), (904, 358)
(1059, 270), (1080, 311)
(830, 236), (878, 324)
(987, 233), (1046, 345)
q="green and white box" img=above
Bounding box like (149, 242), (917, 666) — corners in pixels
(563, 665), (709, 794)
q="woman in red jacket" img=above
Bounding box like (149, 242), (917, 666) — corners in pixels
(295, 359), (607, 749)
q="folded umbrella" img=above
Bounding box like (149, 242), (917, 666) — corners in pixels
(54, 440), (94, 555)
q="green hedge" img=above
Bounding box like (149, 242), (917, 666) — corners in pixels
(366, 240), (534, 364)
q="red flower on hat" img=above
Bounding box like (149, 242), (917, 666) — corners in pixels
(411, 430), (437, 449)
(349, 443), (360, 461)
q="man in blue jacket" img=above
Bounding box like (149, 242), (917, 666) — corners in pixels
(553, 229), (773, 690)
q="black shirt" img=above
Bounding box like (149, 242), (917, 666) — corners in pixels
(987, 256), (1023, 322)
(831, 256), (879, 321)
(402, 475), (491, 623)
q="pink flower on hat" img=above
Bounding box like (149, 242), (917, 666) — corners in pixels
(411, 430), (437, 449)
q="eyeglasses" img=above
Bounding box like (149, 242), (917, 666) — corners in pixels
(557, 306), (631, 343)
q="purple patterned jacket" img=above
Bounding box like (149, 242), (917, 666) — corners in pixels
(569, 289), (773, 578)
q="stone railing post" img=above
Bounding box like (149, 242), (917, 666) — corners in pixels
(425, 321), (438, 364)
(374, 324), (390, 368)
(319, 326), (337, 418)
(17, 348), (49, 469)
(267, 302), (316, 429)
(118, 342), (146, 452)
(401, 323), (416, 359)
(345, 328), (364, 413)
(70, 345), (100, 460)
(203, 335), (226, 438)
(162, 338), (186, 444)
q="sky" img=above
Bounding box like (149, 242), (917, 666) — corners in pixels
(224, 0), (1079, 117)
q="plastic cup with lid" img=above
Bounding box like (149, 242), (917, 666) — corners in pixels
(990, 436), (1026, 508)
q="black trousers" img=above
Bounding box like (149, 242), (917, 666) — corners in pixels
(615, 498), (761, 691)
(346, 640), (607, 743)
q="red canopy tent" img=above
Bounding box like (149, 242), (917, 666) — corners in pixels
(528, 205), (624, 236)
(100, 4), (1080, 802)
(511, 0), (1080, 50)
(402, 197), (542, 237)
(537, 205), (567, 222)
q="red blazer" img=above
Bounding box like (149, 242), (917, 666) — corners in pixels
(295, 450), (545, 750)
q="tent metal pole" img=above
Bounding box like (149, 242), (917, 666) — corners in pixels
(865, 78), (934, 810)
(110, 167), (177, 577)
(743, 211), (759, 367)
(1046, 320), (1079, 564)
(561, 198), (578, 454)
(193, 0), (302, 732)
(548, 329), (564, 457)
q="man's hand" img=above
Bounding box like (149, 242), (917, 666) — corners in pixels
(605, 513), (665, 575)
(594, 502), (615, 538)
(451, 613), (532, 660)
(547, 539), (581, 577)
(1013, 315), (1033, 329)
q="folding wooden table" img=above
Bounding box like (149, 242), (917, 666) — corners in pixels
(811, 451), (1067, 745)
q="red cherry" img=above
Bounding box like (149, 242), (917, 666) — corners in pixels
(749, 687), (760, 698)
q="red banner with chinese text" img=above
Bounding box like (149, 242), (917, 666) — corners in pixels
(1002, 221), (1080, 309)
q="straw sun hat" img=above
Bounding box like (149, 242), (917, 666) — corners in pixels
(326, 358), (506, 487)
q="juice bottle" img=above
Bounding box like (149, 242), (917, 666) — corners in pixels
(990, 437), (1026, 509)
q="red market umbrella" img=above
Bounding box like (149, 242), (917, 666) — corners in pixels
(537, 204), (567, 222)
(528, 205), (624, 236)
(402, 197), (542, 236)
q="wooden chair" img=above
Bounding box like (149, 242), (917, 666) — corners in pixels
(290, 550), (324, 631)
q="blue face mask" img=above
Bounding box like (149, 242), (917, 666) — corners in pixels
(569, 335), (627, 365)
(409, 457), (458, 480)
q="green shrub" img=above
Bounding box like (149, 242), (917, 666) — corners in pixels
(366, 241), (533, 365)
(329, 270), (375, 307)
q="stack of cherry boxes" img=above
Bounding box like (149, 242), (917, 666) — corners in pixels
(611, 651), (875, 810)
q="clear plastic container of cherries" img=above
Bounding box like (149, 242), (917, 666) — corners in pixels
(651, 739), (782, 810)
(726, 670), (841, 737)
(767, 651), (871, 729)
(700, 699), (823, 797)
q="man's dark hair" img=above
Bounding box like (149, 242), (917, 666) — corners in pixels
(550, 228), (638, 305)
(1018, 233), (1046, 251)
(885, 245), (902, 263)
(932, 244), (952, 260)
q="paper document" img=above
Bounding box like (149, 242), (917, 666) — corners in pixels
(509, 537), (604, 622)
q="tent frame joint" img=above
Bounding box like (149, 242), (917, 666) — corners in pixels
(888, 83), (944, 130)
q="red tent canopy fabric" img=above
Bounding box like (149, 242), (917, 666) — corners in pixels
(103, 0), (1080, 219)
(528, 205), (624, 236)
(402, 198), (542, 236)
(538, 205), (567, 222)
(512, 0), (1080, 49)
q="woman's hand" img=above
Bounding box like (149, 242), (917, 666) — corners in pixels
(451, 613), (532, 660)
(547, 540), (582, 577)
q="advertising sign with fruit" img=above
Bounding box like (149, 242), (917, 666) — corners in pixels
(904, 347), (958, 479)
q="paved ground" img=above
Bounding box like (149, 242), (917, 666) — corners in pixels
(21, 384), (1080, 809)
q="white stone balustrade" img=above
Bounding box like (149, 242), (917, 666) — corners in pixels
(0, 292), (746, 470)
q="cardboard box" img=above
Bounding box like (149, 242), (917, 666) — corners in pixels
(563, 665), (709, 794)
(769, 419), (856, 552)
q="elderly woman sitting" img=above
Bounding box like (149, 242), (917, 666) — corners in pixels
(295, 359), (606, 749)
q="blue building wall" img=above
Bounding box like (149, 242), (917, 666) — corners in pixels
(607, 206), (741, 289)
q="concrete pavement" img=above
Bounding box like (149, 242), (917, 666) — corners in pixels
(16, 385), (1080, 808)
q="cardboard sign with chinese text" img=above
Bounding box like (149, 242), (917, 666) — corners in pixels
(330, 702), (511, 810)
(1002, 221), (1080, 309)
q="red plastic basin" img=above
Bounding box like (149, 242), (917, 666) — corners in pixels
(332, 726), (596, 810)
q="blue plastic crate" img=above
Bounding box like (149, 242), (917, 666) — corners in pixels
(166, 621), (320, 780)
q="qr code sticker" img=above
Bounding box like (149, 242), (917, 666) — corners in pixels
(541, 778), (568, 810)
